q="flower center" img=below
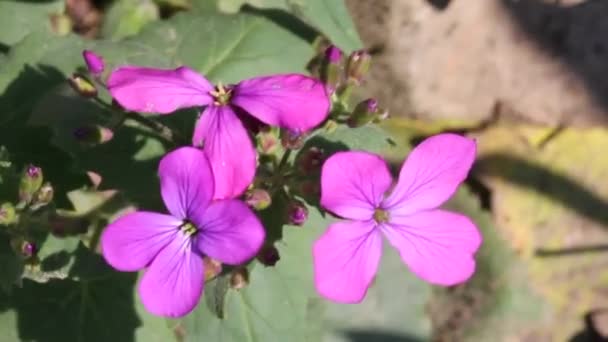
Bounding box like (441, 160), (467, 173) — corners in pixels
(373, 208), (390, 224)
(209, 82), (232, 106)
(179, 221), (198, 236)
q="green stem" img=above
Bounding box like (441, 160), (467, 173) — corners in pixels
(89, 219), (103, 252)
(92, 97), (184, 146)
(276, 149), (292, 174)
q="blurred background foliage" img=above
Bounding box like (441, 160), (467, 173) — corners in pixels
(0, 0), (607, 341)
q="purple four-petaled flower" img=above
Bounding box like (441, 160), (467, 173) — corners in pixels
(101, 147), (265, 317)
(107, 66), (330, 199)
(313, 134), (482, 303)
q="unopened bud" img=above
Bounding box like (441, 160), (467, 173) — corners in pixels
(203, 257), (222, 281)
(322, 45), (344, 93)
(68, 74), (97, 98)
(257, 244), (280, 266)
(347, 98), (379, 128)
(229, 267), (249, 290)
(256, 128), (279, 155)
(21, 241), (37, 258)
(73, 125), (114, 145)
(244, 189), (271, 211)
(346, 50), (372, 85)
(19, 165), (43, 204)
(323, 119), (338, 134)
(287, 200), (308, 226)
(295, 180), (320, 202)
(82, 50), (105, 76)
(280, 130), (306, 150)
(0, 203), (17, 225)
(297, 147), (324, 174)
(32, 182), (54, 208)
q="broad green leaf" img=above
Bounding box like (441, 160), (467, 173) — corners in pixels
(0, 1), (64, 47)
(0, 245), (174, 342)
(215, 0), (363, 51)
(102, 0), (160, 40)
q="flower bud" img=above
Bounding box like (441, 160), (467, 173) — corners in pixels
(82, 50), (105, 76)
(256, 128), (279, 155)
(294, 180), (320, 203)
(257, 244), (280, 267)
(68, 74), (98, 98)
(73, 125), (114, 146)
(323, 119), (338, 134)
(347, 98), (379, 128)
(287, 200), (308, 226)
(297, 147), (324, 174)
(19, 165), (43, 204)
(21, 241), (37, 258)
(32, 182), (54, 208)
(280, 130), (306, 150)
(244, 189), (271, 211)
(322, 45), (343, 93)
(203, 257), (222, 281)
(0, 203), (17, 226)
(229, 267), (249, 290)
(346, 49), (372, 85)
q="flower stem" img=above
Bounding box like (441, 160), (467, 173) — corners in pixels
(92, 97), (185, 146)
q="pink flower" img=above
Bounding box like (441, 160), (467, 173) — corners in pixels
(313, 134), (482, 303)
(107, 66), (330, 199)
(82, 50), (105, 75)
(101, 147), (265, 317)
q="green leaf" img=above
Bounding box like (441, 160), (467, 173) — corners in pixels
(0, 245), (175, 342)
(0, 1), (64, 48)
(215, 0), (363, 51)
(102, 0), (160, 40)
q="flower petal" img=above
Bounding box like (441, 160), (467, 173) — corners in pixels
(383, 134), (476, 216)
(108, 66), (213, 114)
(101, 211), (181, 272)
(382, 209), (481, 286)
(193, 199), (265, 265)
(192, 106), (256, 199)
(231, 74), (330, 132)
(139, 233), (204, 317)
(313, 220), (382, 303)
(159, 147), (214, 220)
(321, 151), (392, 220)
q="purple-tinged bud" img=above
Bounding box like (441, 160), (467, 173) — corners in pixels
(287, 200), (308, 226)
(0, 203), (17, 226)
(82, 50), (105, 76)
(346, 49), (372, 85)
(295, 180), (320, 203)
(325, 45), (343, 64)
(230, 267), (249, 290)
(203, 257), (222, 281)
(281, 130), (306, 150)
(19, 165), (43, 204)
(297, 147), (324, 174)
(21, 241), (37, 258)
(347, 98), (380, 128)
(73, 125), (114, 146)
(257, 244), (280, 267)
(322, 45), (344, 93)
(244, 189), (272, 211)
(256, 128), (279, 155)
(68, 73), (97, 98)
